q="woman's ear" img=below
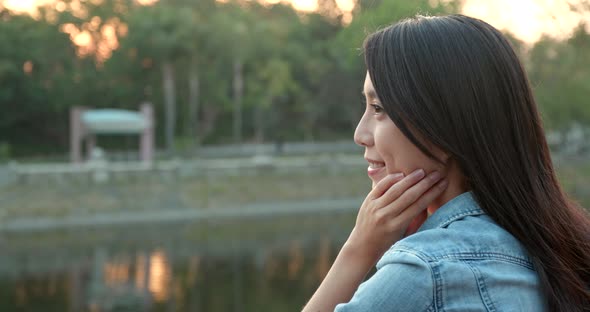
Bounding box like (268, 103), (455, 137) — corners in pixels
(428, 143), (451, 166)
(440, 151), (452, 165)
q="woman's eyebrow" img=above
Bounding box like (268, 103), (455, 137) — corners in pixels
(361, 90), (377, 99)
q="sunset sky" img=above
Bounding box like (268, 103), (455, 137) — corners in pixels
(3, 0), (590, 44)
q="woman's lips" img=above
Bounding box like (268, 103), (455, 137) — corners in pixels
(367, 165), (386, 177)
(367, 161), (386, 178)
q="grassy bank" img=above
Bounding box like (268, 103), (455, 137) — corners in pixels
(0, 156), (587, 222)
(0, 169), (370, 221)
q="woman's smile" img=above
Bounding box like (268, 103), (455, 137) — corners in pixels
(366, 157), (385, 175)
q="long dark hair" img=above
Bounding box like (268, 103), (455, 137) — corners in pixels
(363, 14), (590, 311)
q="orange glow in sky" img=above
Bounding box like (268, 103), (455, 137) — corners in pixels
(462, 0), (590, 43)
(264, 0), (354, 13)
(261, 0), (316, 11)
(273, 0), (590, 43)
(3, 0), (49, 12)
(3, 0), (590, 44)
(135, 0), (158, 4)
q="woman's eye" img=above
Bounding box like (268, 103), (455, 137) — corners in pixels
(370, 104), (384, 114)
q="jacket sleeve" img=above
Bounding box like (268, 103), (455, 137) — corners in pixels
(334, 248), (435, 312)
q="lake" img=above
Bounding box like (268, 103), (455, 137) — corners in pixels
(0, 154), (587, 311)
(0, 212), (357, 311)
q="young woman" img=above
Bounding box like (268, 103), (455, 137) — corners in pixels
(303, 14), (590, 311)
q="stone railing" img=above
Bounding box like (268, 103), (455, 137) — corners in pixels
(4, 154), (367, 186)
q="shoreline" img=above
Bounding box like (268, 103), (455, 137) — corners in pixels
(0, 197), (363, 232)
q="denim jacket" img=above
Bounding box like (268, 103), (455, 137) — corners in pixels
(335, 192), (547, 311)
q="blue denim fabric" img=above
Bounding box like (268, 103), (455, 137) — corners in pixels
(335, 192), (547, 311)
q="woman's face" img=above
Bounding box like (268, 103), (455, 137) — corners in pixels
(355, 72), (446, 188)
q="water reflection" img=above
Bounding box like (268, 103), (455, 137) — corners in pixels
(135, 253), (147, 291)
(0, 213), (355, 311)
(148, 250), (171, 302)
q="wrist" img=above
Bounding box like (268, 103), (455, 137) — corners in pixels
(340, 240), (381, 271)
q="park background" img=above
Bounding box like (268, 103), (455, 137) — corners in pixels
(0, 0), (589, 311)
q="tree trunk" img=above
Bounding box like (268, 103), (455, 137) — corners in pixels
(254, 105), (265, 143)
(187, 59), (200, 147)
(162, 61), (176, 153)
(233, 59), (243, 143)
(254, 96), (272, 143)
(304, 117), (315, 142)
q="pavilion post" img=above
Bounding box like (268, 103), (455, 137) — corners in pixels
(140, 102), (154, 164)
(70, 107), (85, 163)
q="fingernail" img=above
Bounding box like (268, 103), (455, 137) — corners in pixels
(429, 171), (441, 181)
(390, 173), (404, 179)
(411, 169), (425, 179)
(438, 179), (449, 189)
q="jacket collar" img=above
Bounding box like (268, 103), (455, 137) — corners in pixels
(418, 191), (486, 232)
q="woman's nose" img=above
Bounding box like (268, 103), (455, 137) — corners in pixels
(354, 117), (373, 147)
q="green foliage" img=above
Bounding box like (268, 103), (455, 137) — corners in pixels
(0, 10), (78, 154)
(124, 4), (196, 61)
(528, 26), (590, 129)
(333, 0), (451, 72)
(0, 142), (10, 161)
(0, 0), (588, 157)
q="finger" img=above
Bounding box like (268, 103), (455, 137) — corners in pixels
(369, 173), (404, 200)
(389, 170), (443, 215)
(376, 169), (426, 206)
(393, 178), (448, 229)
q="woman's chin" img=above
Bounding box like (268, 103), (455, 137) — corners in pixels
(371, 177), (383, 189)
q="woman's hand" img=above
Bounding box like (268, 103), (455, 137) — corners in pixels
(343, 169), (448, 266)
(302, 169), (447, 312)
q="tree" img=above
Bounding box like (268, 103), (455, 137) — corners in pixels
(206, 4), (261, 144)
(528, 25), (590, 130)
(0, 9), (78, 154)
(122, 2), (196, 153)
